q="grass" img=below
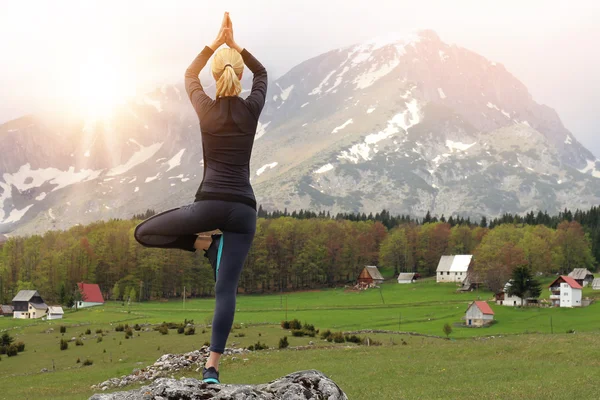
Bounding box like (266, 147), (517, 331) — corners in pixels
(0, 278), (599, 399)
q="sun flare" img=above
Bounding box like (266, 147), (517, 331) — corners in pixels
(72, 50), (136, 119)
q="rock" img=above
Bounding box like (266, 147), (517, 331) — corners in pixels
(89, 370), (347, 400)
(40, 368), (49, 373)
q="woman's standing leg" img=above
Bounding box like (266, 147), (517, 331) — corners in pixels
(205, 205), (256, 372)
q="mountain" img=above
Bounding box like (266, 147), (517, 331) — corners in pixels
(1, 30), (599, 236)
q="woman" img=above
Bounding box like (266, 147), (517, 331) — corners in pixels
(134, 12), (267, 384)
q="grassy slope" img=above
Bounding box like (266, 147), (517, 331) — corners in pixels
(0, 279), (599, 399)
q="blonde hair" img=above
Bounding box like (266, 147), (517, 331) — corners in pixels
(211, 48), (244, 97)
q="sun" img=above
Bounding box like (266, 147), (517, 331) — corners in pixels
(74, 50), (135, 119)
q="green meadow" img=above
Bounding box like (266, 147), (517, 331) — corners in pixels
(1, 278), (599, 399)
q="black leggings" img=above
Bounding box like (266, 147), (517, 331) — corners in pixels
(133, 200), (256, 354)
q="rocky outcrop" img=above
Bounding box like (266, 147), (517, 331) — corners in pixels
(89, 370), (348, 400)
(91, 346), (248, 391)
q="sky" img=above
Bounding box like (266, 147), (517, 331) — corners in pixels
(0, 0), (598, 156)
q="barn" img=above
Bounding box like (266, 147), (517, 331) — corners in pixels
(47, 306), (65, 320)
(357, 266), (385, 286)
(464, 301), (494, 327)
(397, 273), (416, 284)
(12, 290), (48, 319)
(76, 282), (105, 308)
(0, 305), (14, 317)
(436, 255), (472, 283)
(568, 268), (595, 287)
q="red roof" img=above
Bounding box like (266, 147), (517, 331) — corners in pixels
(549, 276), (582, 290)
(473, 301), (494, 315)
(77, 283), (105, 303)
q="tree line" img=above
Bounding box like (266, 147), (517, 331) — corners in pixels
(0, 206), (597, 304)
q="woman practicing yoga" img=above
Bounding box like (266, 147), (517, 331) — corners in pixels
(134, 12), (267, 384)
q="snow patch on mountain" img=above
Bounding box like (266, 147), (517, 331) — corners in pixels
(143, 96), (162, 112)
(314, 164), (334, 174)
(107, 141), (163, 176)
(332, 119), (353, 134)
(134, 187), (139, 193)
(145, 173), (160, 183)
(301, 102), (310, 108)
(338, 98), (421, 163)
(255, 121), (271, 140)
(256, 162), (278, 176)
(277, 84), (295, 101)
(565, 135), (572, 145)
(2, 204), (34, 224)
(36, 192), (47, 201)
(437, 88), (446, 99)
(309, 70), (337, 95)
(165, 149), (186, 172)
(439, 50), (449, 62)
(354, 55), (400, 89)
(579, 159), (600, 178)
(446, 140), (476, 152)
(367, 107), (376, 114)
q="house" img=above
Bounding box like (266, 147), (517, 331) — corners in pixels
(12, 290), (48, 319)
(592, 278), (600, 290)
(549, 276), (582, 308)
(464, 301), (494, 327)
(436, 255), (472, 283)
(568, 268), (595, 287)
(47, 306), (64, 320)
(357, 266), (385, 286)
(397, 273), (416, 284)
(495, 281), (536, 306)
(0, 305), (14, 317)
(76, 282), (105, 308)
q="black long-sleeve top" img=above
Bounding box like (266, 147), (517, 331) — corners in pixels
(185, 46), (268, 210)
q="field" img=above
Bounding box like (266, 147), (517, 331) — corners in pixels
(1, 278), (599, 399)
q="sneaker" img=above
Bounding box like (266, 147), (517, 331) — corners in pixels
(202, 366), (220, 384)
(203, 234), (223, 282)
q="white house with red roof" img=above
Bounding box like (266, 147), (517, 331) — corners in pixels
(76, 282), (105, 309)
(465, 301), (495, 327)
(549, 276), (582, 308)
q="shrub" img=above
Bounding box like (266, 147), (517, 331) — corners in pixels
(567, 329), (576, 334)
(60, 339), (68, 351)
(291, 330), (304, 337)
(234, 332), (246, 337)
(345, 335), (361, 344)
(248, 341), (268, 351)
(75, 339), (84, 346)
(184, 327), (195, 336)
(134, 324), (141, 331)
(320, 330), (332, 341)
(281, 321), (290, 329)
(125, 328), (133, 338)
(177, 327), (185, 334)
(60, 326), (66, 334)
(97, 337), (103, 343)
(95, 329), (103, 334)
(278, 336), (289, 349)
(303, 329), (316, 337)
(115, 324), (125, 332)
(289, 319), (302, 330)
(85, 329), (91, 335)
(6, 345), (18, 357)
(0, 346), (6, 355)
(331, 332), (345, 343)
(158, 325), (168, 335)
(1, 332), (14, 346)
(83, 359), (93, 366)
(16, 342), (25, 352)
(443, 323), (453, 338)
(303, 323), (315, 332)
(203, 341), (210, 347)
(76, 357), (81, 363)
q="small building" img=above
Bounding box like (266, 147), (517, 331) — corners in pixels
(549, 276), (582, 308)
(76, 282), (105, 308)
(357, 266), (385, 286)
(0, 305), (14, 317)
(495, 281), (536, 306)
(568, 268), (594, 287)
(436, 255), (472, 283)
(592, 278), (600, 290)
(12, 290), (48, 319)
(465, 301), (495, 327)
(397, 273), (416, 284)
(47, 306), (64, 320)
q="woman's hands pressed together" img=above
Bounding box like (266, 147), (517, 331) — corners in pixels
(209, 12), (243, 53)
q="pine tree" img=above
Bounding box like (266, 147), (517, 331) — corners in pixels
(507, 266), (542, 306)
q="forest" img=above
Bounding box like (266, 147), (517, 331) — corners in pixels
(1, 206), (598, 304)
